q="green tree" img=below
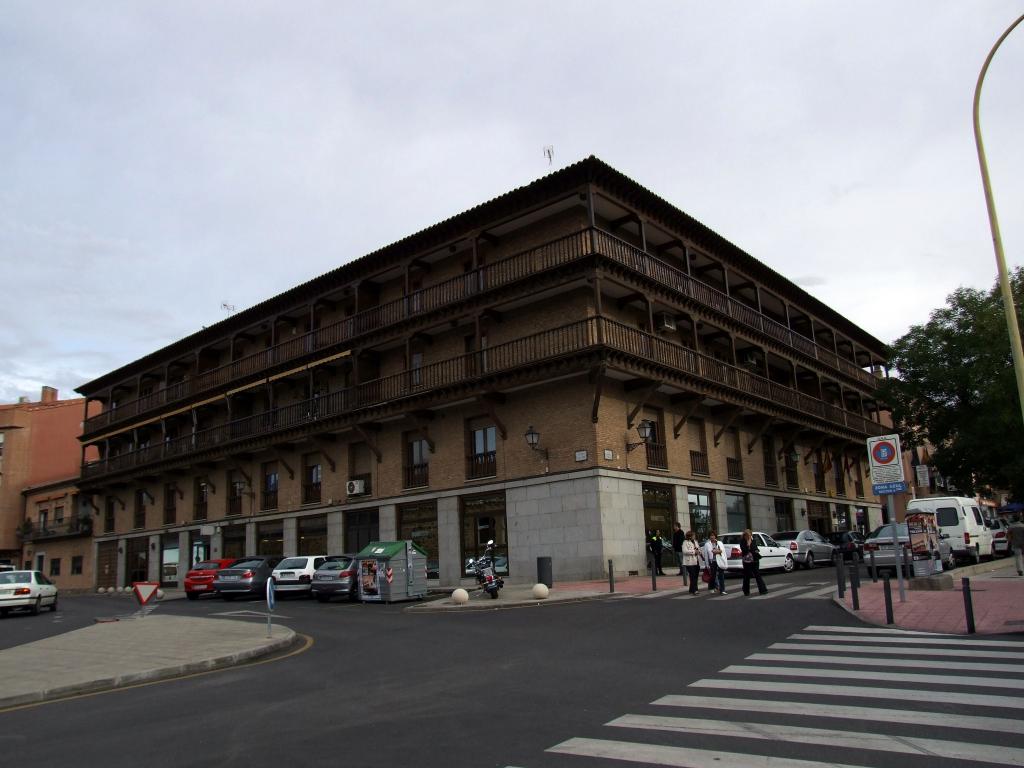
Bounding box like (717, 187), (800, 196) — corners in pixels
(880, 267), (1024, 500)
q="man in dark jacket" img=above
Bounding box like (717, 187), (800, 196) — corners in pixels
(647, 529), (665, 575)
(672, 521), (685, 577)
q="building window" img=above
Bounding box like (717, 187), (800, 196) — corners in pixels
(688, 418), (709, 475)
(762, 435), (778, 487)
(834, 458), (846, 496)
(133, 490), (146, 529)
(854, 457), (865, 497)
(812, 452), (826, 493)
(71, 556), (83, 575)
(404, 434), (430, 488)
(643, 410), (667, 470)
(227, 470), (245, 516)
(163, 483), (177, 526)
(38, 508), (49, 533)
(725, 493), (749, 532)
(303, 454), (322, 504)
(687, 490), (714, 542)
(784, 450), (799, 489)
(194, 478), (209, 521)
(262, 462), (279, 511)
(726, 428), (743, 481)
(50, 558), (61, 577)
(461, 492), (507, 575)
(466, 422), (497, 479)
(398, 501), (439, 579)
(774, 498), (794, 532)
(409, 349), (424, 388)
(54, 505), (65, 525)
(104, 497), (116, 533)
(298, 515), (328, 555)
(257, 520), (283, 556)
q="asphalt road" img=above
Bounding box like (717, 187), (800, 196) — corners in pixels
(4, 564), (1020, 768)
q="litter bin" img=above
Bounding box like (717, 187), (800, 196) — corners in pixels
(537, 556), (553, 588)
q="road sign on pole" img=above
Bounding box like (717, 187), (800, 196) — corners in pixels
(266, 578), (275, 638)
(132, 582), (160, 606)
(867, 434), (907, 496)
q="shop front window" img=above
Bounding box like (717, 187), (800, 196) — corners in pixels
(257, 521), (283, 556)
(688, 490), (714, 542)
(398, 501), (439, 580)
(298, 515), (327, 555)
(725, 493), (749, 533)
(461, 492), (507, 576)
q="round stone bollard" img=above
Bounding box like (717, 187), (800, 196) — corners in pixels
(532, 583), (550, 600)
(452, 588), (469, 605)
(156, 589), (165, 600)
(97, 587), (106, 594)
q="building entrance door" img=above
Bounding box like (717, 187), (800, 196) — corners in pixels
(345, 509), (379, 554)
(96, 541), (117, 589)
(806, 500), (831, 535)
(124, 537), (148, 584)
(643, 484), (676, 569)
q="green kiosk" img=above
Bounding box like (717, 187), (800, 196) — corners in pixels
(356, 541), (428, 603)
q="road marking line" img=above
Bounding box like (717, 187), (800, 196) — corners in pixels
(606, 714), (1024, 766)
(790, 632), (1024, 647)
(635, 587), (689, 599)
(791, 585), (839, 599)
(723, 664), (1019, 689)
(689, 679), (1024, 708)
(803, 624), (962, 635)
(747, 652), (1024, 673)
(652, 694), (1024, 734)
(770, 641), (1024, 659)
(548, 737), (867, 768)
(749, 585), (809, 599)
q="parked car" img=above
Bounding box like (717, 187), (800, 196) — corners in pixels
(719, 532), (795, 573)
(271, 555), (328, 596)
(906, 496), (994, 561)
(987, 518), (1011, 558)
(184, 558), (238, 600)
(311, 555), (359, 602)
(0, 570), (58, 616)
(213, 556), (282, 600)
(863, 523), (956, 574)
(772, 530), (835, 569)
(827, 531), (866, 562)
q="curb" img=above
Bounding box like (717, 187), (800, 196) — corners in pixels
(406, 590), (620, 613)
(0, 626), (298, 710)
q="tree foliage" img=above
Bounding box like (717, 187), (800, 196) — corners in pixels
(879, 267), (1024, 500)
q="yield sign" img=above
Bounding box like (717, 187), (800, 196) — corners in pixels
(132, 582), (160, 605)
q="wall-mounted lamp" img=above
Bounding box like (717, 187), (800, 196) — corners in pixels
(150, 542), (156, 551)
(524, 426), (549, 461)
(117, 546), (124, 554)
(625, 421), (653, 453)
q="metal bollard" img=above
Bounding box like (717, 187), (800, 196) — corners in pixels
(608, 559), (615, 594)
(962, 577), (976, 634)
(972, 545), (981, 566)
(882, 576), (894, 625)
(869, 550), (877, 583)
(849, 561), (860, 611)
(649, 553), (657, 591)
(836, 555), (846, 599)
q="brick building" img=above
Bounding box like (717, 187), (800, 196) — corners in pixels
(0, 387), (96, 577)
(76, 157), (890, 586)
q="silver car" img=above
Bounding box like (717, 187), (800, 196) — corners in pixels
(773, 530), (835, 569)
(863, 523), (955, 574)
(213, 556), (282, 600)
(311, 555), (359, 603)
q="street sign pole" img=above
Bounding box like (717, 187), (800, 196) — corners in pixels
(891, 492), (905, 602)
(266, 578), (275, 639)
(867, 434), (908, 604)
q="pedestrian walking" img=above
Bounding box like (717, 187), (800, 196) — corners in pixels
(740, 529), (768, 596)
(672, 522), (685, 577)
(703, 532), (727, 594)
(1009, 515), (1024, 576)
(682, 530), (701, 594)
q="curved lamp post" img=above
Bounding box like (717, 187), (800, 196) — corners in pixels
(974, 13), (1024, 425)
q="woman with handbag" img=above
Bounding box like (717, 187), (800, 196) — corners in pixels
(740, 528), (768, 596)
(702, 532), (728, 594)
(681, 530), (700, 594)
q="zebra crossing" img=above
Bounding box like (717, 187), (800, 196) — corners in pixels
(635, 581), (839, 601)
(516, 624), (1024, 768)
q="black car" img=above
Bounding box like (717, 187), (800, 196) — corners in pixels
(827, 531), (865, 562)
(213, 556), (283, 600)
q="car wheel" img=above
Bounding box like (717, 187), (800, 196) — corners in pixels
(783, 555), (795, 573)
(30, 597), (41, 615)
(186, 592), (199, 601)
(49, 595), (58, 612)
(945, 551), (957, 571)
(805, 553), (815, 570)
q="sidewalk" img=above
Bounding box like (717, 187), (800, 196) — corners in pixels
(835, 558), (1024, 635)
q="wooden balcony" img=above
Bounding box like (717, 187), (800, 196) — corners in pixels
(83, 228), (879, 437)
(81, 318), (885, 482)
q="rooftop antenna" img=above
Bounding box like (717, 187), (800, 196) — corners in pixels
(543, 145), (554, 166)
(221, 302), (236, 313)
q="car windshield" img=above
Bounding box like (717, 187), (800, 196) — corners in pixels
(0, 572), (31, 584)
(277, 558), (309, 569)
(193, 561), (225, 570)
(319, 558), (352, 571)
(229, 559), (264, 569)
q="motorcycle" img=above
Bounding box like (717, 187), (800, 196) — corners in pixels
(467, 539), (504, 599)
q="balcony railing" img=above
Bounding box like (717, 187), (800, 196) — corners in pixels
(404, 463), (429, 488)
(21, 518), (93, 541)
(764, 462), (778, 487)
(467, 452), (496, 479)
(84, 228), (878, 436)
(82, 318), (886, 480)
(726, 457), (743, 481)
(261, 489), (278, 511)
(690, 451), (709, 476)
(193, 502), (208, 521)
(646, 442), (668, 470)
(227, 496), (243, 516)
(302, 482), (322, 505)
(785, 465), (799, 489)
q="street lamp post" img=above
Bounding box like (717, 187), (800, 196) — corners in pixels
(973, 13), (1024, 426)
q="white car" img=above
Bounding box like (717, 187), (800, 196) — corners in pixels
(0, 570), (58, 616)
(718, 532), (795, 574)
(271, 555), (328, 595)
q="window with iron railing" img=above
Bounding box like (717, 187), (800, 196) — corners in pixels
(813, 457), (826, 493)
(194, 479), (209, 521)
(642, 416), (667, 470)
(690, 450), (709, 475)
(784, 454), (799, 489)
(133, 490), (146, 529)
(104, 498), (116, 533)
(303, 459), (322, 504)
(467, 424), (497, 479)
(404, 437), (430, 488)
(163, 484), (176, 525)
(726, 457), (744, 481)
(262, 462), (279, 511)
(646, 442), (668, 470)
(762, 437), (778, 487)
(834, 461), (846, 496)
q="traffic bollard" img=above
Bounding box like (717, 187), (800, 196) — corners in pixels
(608, 559), (615, 594)
(882, 576), (894, 625)
(836, 555), (846, 599)
(962, 577), (976, 634)
(869, 550), (877, 583)
(649, 553), (657, 591)
(849, 561), (860, 611)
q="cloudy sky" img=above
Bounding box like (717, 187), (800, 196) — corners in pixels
(1, 2), (1022, 404)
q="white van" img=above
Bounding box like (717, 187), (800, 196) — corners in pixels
(905, 497), (994, 561)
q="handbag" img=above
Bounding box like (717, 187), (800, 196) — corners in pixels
(742, 553), (754, 564)
(701, 568), (712, 584)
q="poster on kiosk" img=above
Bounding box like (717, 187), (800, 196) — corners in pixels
(905, 511), (941, 576)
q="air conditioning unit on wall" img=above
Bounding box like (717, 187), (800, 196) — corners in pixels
(346, 479), (366, 496)
(657, 313), (676, 332)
